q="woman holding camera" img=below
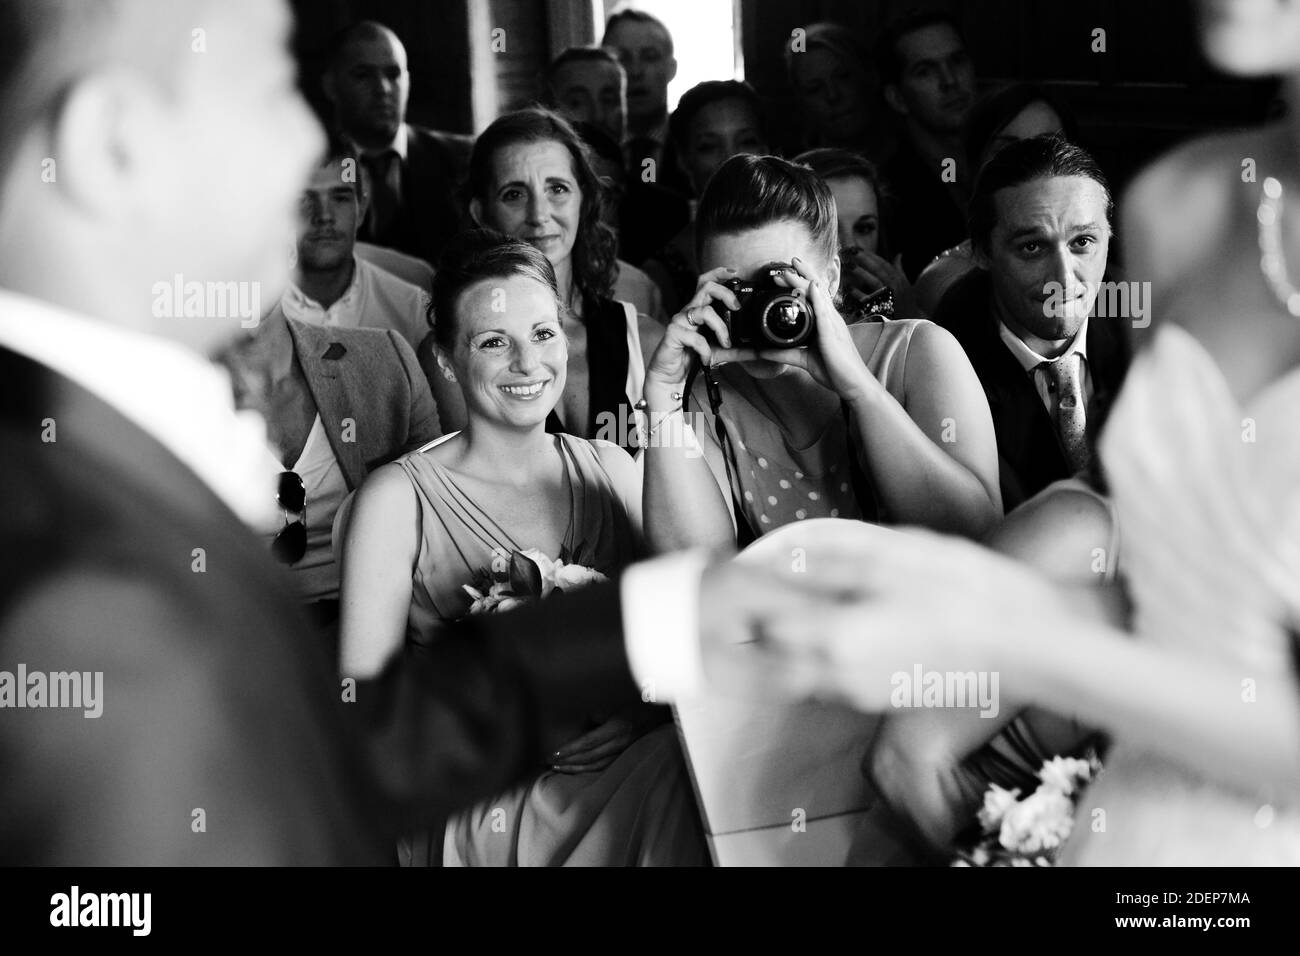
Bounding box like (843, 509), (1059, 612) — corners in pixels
(641, 154), (1001, 550)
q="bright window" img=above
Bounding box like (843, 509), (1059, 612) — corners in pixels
(613, 1), (742, 112)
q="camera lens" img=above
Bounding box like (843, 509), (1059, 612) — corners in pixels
(761, 295), (812, 346)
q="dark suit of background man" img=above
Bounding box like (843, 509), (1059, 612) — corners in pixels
(879, 11), (978, 281)
(322, 21), (472, 269)
(0, 0), (826, 865)
(932, 135), (1130, 513)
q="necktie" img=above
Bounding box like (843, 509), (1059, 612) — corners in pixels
(1041, 352), (1089, 473)
(361, 150), (400, 238)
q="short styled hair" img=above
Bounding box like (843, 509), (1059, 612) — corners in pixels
(544, 45), (624, 101)
(696, 153), (838, 262)
(967, 133), (1113, 253)
(601, 8), (674, 56)
(430, 229), (560, 349)
(875, 10), (967, 86)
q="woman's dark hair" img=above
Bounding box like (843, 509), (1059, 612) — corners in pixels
(794, 147), (895, 258)
(964, 83), (1079, 170)
(466, 107), (617, 312)
(430, 229), (561, 350)
(968, 133), (1112, 255)
(695, 153), (837, 262)
(668, 80), (767, 163)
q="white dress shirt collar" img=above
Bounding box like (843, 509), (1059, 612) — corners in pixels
(997, 315), (1090, 372)
(0, 289), (282, 529)
(281, 256), (362, 325)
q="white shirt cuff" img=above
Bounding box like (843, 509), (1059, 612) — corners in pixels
(620, 550), (709, 703)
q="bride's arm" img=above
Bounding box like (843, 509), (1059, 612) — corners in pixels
(338, 463), (422, 679)
(1019, 620), (1300, 800)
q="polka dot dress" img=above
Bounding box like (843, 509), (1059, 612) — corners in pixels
(691, 320), (922, 538)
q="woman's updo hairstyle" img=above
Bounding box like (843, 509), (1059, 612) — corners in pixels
(695, 153), (838, 263)
(430, 228), (561, 350)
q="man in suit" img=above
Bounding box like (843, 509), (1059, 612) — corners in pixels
(931, 135), (1130, 512)
(216, 307), (441, 636)
(0, 0), (838, 865)
(268, 137), (430, 350)
(878, 11), (977, 280)
(602, 8), (692, 202)
(322, 21), (472, 269)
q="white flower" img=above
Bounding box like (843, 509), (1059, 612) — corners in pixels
(998, 787), (1075, 855)
(553, 561), (608, 590)
(1038, 756), (1094, 795)
(977, 783), (1021, 833)
(495, 596), (527, 613)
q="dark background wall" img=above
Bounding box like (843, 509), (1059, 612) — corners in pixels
(290, 0), (1279, 194)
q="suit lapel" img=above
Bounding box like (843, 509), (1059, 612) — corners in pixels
(286, 321), (367, 491)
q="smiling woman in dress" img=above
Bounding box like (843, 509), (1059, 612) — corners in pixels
(419, 108), (662, 454)
(339, 230), (705, 866)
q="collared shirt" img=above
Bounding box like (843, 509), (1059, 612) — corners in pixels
(0, 288), (707, 699)
(0, 289), (282, 530)
(279, 255), (430, 350)
(997, 316), (1094, 420)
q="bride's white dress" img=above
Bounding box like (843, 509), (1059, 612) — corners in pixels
(1061, 324), (1300, 865)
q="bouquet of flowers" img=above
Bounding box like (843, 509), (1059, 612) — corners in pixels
(953, 751), (1102, 867)
(461, 546), (607, 615)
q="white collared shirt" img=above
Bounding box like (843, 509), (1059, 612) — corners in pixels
(279, 255), (430, 350)
(0, 288), (706, 698)
(0, 289), (282, 530)
(997, 316), (1093, 420)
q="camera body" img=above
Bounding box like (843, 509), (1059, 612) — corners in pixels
(714, 266), (815, 349)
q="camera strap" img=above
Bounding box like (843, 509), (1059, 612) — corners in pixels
(689, 364), (758, 549)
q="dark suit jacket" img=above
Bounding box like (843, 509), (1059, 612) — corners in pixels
(885, 140), (970, 281)
(360, 124), (473, 268)
(0, 345), (641, 864)
(285, 320), (440, 490)
(931, 269), (1130, 511)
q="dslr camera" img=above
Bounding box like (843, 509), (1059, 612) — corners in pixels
(713, 265), (814, 349)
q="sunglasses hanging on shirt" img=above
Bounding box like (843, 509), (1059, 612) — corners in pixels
(272, 470), (306, 565)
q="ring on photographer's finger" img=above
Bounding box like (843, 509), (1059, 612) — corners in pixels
(686, 307), (701, 327)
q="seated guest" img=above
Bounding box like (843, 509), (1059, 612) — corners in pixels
(640, 154), (1002, 552)
(877, 11), (977, 280)
(930, 135), (1130, 512)
(339, 230), (707, 866)
(322, 21), (472, 267)
(915, 84), (1078, 313)
(421, 108), (662, 451)
(642, 80), (771, 315)
(266, 138), (431, 350)
(216, 307), (441, 639)
(795, 147), (918, 318)
(544, 46), (627, 147)
(602, 7), (690, 199)
(575, 122), (669, 324)
(785, 22), (894, 165)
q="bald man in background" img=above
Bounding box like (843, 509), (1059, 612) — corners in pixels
(322, 20), (472, 268)
(0, 0), (840, 865)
